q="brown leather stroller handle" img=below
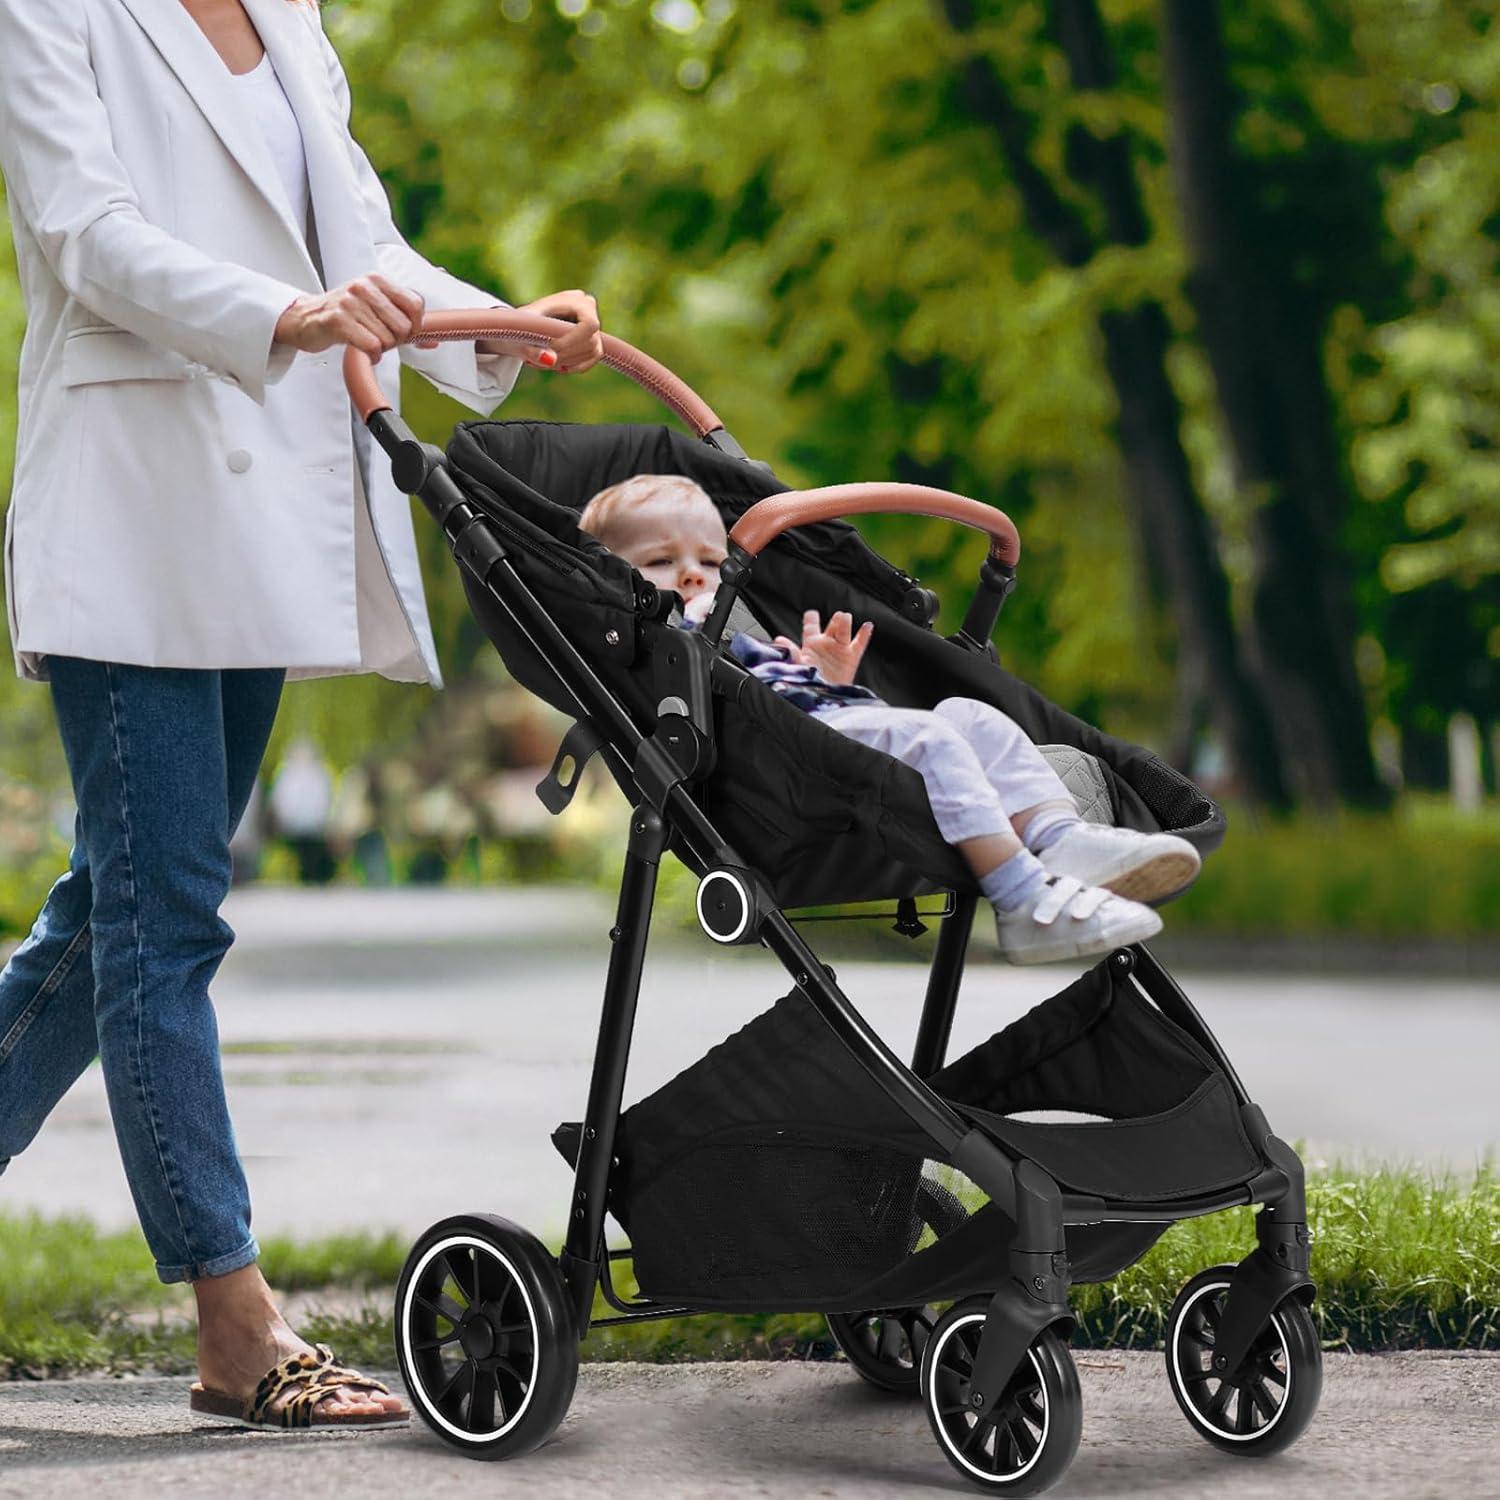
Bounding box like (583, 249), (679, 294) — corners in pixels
(342, 308), (725, 437)
(729, 483), (1021, 568)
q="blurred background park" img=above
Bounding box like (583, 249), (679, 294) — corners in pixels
(1, 0), (1497, 948)
(1, 2), (1497, 1378)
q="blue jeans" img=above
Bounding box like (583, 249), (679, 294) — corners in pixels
(0, 659), (284, 1282)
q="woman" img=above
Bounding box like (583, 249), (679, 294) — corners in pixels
(0, 0), (602, 1429)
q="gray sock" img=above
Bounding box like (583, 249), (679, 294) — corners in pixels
(979, 848), (1048, 912)
(1023, 804), (1083, 853)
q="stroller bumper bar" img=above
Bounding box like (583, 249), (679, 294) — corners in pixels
(701, 478), (1021, 647)
(728, 482), (1020, 569)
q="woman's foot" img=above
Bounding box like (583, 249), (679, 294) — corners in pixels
(194, 1263), (407, 1424)
(993, 875), (1161, 964)
(1037, 824), (1201, 903)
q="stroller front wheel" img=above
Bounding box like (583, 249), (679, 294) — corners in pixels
(1165, 1265), (1322, 1456)
(920, 1297), (1082, 1494)
(395, 1213), (579, 1460)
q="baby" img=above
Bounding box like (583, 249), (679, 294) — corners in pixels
(578, 474), (1201, 964)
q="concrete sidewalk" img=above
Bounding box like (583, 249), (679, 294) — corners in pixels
(0, 1353), (1494, 1498)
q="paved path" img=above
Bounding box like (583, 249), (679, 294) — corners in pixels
(1, 886), (1495, 1243)
(0, 1354), (1494, 1498)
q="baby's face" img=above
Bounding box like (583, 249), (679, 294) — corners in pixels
(605, 494), (728, 604)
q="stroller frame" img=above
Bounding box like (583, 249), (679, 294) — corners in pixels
(349, 312), (1319, 1491)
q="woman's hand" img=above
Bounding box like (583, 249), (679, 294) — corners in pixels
(482, 289), (603, 374)
(774, 610), (874, 685)
(273, 275), (427, 358)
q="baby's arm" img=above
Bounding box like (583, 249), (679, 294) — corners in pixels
(774, 610), (874, 686)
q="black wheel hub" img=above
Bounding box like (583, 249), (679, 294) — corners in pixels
(459, 1312), (496, 1362)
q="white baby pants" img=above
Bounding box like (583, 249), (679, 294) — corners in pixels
(816, 697), (1071, 843)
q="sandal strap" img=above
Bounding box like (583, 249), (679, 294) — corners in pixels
(312, 1341), (392, 1396)
(245, 1344), (390, 1428)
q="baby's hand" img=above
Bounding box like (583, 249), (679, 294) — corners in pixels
(775, 610), (874, 686)
(682, 590), (717, 625)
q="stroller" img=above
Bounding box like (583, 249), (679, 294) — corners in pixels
(346, 311), (1321, 1494)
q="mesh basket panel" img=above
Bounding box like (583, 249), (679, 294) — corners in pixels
(624, 1132), (934, 1305)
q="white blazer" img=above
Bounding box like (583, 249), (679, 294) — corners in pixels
(0, 0), (526, 686)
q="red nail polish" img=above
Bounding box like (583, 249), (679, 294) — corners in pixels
(539, 349), (558, 368)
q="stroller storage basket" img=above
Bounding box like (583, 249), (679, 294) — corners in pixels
(572, 959), (1260, 1313)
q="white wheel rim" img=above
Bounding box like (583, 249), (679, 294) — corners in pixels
(400, 1234), (541, 1443)
(696, 871), (750, 943)
(928, 1312), (1050, 1484)
(1169, 1280), (1292, 1442)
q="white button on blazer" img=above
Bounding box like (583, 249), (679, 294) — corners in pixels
(0, 0), (526, 686)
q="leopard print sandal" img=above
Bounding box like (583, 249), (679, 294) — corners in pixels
(190, 1342), (409, 1431)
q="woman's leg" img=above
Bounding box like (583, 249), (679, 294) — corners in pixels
(0, 817), (100, 1171)
(194, 670), (402, 1418)
(0, 668), (285, 1176)
(45, 658), (270, 1280)
(47, 659), (397, 1417)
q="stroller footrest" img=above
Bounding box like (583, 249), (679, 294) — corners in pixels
(961, 1073), (1260, 1202)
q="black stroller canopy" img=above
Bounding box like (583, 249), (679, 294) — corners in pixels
(445, 418), (1225, 908)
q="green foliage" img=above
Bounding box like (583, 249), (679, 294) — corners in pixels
(1169, 796), (1500, 938)
(256, 1229), (410, 1291)
(0, 1211), (173, 1376)
(0, 774), (69, 938)
(1071, 1161), (1500, 1351)
(0, 1), (1496, 808)
(1336, 3), (1500, 593)
(1, 1162), (1492, 1375)
(319, 0), (1175, 725)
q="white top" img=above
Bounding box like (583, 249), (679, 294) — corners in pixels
(232, 52), (413, 678)
(232, 51), (311, 242)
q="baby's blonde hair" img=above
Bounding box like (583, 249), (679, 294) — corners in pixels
(577, 474), (720, 547)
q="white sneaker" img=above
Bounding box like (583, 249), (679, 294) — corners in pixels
(1038, 824), (1201, 903)
(994, 876), (1162, 965)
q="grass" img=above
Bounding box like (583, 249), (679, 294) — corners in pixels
(1, 1163), (1493, 1378)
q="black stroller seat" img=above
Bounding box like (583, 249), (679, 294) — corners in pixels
(445, 415), (1224, 910)
(345, 311), (1321, 1493)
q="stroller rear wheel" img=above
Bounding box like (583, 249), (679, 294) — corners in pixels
(1165, 1265), (1322, 1456)
(920, 1297), (1082, 1494)
(825, 1305), (941, 1394)
(395, 1213), (578, 1460)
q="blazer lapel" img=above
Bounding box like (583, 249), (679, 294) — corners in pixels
(244, 0), (376, 291)
(113, 0), (319, 279)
